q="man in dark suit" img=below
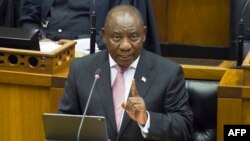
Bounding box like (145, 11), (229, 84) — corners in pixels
(19, 0), (109, 42)
(59, 5), (193, 141)
(19, 0), (160, 54)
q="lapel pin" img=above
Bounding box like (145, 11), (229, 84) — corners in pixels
(141, 76), (146, 82)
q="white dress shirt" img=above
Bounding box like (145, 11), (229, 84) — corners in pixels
(109, 54), (150, 137)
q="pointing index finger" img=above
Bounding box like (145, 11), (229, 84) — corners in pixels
(132, 79), (137, 97)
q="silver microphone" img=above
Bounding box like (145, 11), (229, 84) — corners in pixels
(77, 68), (101, 141)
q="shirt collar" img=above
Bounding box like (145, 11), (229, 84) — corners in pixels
(109, 54), (140, 69)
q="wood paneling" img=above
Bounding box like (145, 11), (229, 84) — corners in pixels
(183, 64), (227, 80)
(169, 58), (233, 80)
(242, 99), (250, 123)
(151, 0), (230, 47)
(150, 0), (168, 43)
(0, 70), (52, 87)
(0, 77), (65, 141)
(217, 62), (250, 141)
(219, 69), (243, 86)
(50, 88), (64, 113)
(217, 98), (242, 141)
(0, 41), (72, 141)
(0, 84), (50, 141)
(243, 51), (250, 86)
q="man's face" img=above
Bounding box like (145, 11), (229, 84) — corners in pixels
(102, 12), (146, 67)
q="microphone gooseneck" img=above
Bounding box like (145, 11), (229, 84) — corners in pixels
(76, 68), (101, 141)
(237, 0), (250, 67)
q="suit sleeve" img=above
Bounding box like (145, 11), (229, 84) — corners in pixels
(147, 66), (193, 141)
(58, 61), (82, 115)
(19, 0), (48, 38)
(19, 0), (41, 25)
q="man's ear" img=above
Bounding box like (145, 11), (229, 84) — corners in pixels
(101, 28), (106, 43)
(143, 26), (147, 42)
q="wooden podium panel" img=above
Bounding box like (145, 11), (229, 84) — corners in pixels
(217, 69), (243, 141)
(0, 41), (75, 141)
(243, 51), (250, 86)
(0, 83), (50, 140)
(0, 40), (76, 74)
(168, 57), (234, 80)
(217, 51), (250, 141)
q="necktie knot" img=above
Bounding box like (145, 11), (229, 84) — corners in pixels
(116, 65), (127, 74)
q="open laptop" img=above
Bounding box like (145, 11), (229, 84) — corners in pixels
(43, 113), (108, 141)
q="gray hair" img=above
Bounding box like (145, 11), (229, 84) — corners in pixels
(104, 5), (144, 27)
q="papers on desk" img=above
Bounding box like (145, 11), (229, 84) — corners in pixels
(39, 41), (61, 52)
(75, 38), (99, 57)
(39, 38), (99, 57)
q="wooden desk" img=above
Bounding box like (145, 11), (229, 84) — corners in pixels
(0, 41), (75, 141)
(168, 57), (234, 80)
(217, 52), (250, 141)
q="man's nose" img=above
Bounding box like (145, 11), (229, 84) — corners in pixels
(120, 38), (131, 50)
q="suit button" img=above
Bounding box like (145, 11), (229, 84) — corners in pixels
(58, 29), (62, 33)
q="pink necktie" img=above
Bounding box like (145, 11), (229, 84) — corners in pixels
(112, 65), (126, 132)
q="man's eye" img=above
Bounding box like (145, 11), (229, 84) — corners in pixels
(113, 35), (121, 41)
(131, 35), (139, 41)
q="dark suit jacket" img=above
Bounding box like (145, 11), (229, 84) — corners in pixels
(59, 49), (193, 141)
(19, 0), (161, 54)
(19, 0), (109, 29)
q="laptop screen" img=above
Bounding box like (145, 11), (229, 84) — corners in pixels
(43, 113), (108, 141)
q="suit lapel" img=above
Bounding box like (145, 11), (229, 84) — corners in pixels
(133, 50), (154, 99)
(94, 51), (118, 134)
(118, 50), (154, 139)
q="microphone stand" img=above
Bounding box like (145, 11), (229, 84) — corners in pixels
(76, 69), (101, 141)
(236, 0), (250, 67)
(237, 19), (244, 67)
(90, 0), (96, 54)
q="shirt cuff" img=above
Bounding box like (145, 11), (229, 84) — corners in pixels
(138, 111), (150, 138)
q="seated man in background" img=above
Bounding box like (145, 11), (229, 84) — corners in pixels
(58, 5), (193, 141)
(19, 0), (161, 54)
